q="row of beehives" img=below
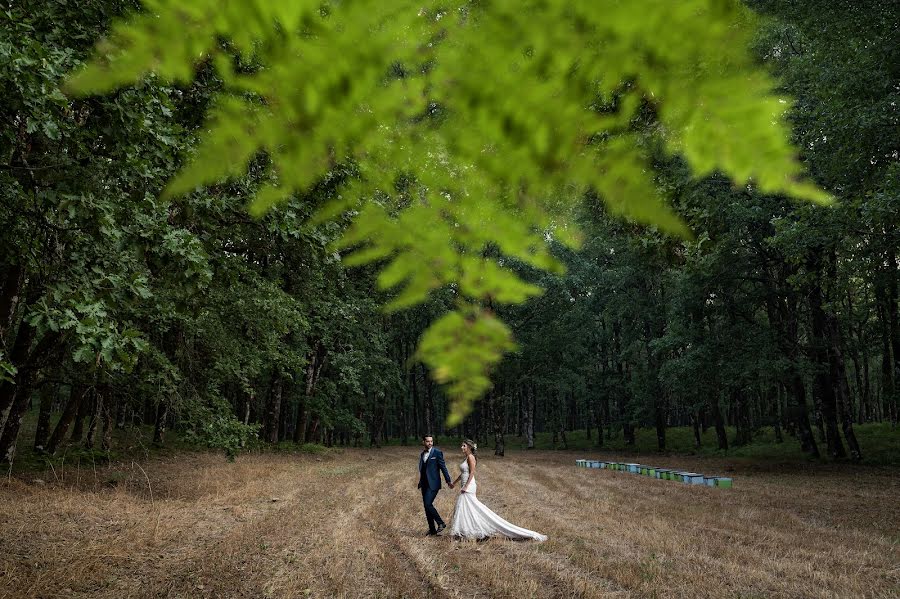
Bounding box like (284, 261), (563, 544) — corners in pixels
(576, 459), (733, 488)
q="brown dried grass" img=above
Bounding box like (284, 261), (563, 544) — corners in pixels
(1, 449), (897, 598)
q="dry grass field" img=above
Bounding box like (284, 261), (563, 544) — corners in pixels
(1, 448), (898, 599)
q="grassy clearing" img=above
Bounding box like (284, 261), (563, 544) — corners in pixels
(1, 448), (897, 598)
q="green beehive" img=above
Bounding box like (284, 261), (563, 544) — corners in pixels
(714, 477), (733, 489)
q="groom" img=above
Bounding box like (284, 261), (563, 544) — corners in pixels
(417, 434), (453, 536)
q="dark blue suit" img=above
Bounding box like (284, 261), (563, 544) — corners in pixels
(418, 447), (452, 534)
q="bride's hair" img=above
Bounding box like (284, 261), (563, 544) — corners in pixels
(463, 439), (478, 460)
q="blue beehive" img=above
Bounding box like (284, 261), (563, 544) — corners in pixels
(627, 463), (640, 474)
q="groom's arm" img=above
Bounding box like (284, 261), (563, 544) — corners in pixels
(437, 449), (452, 485)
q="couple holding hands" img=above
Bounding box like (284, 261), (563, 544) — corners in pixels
(417, 434), (546, 542)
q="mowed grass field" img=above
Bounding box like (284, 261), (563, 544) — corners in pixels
(1, 448), (897, 599)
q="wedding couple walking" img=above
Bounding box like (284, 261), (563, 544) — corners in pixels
(417, 434), (547, 542)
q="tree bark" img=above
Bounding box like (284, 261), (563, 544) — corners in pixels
(789, 372), (820, 457)
(264, 374), (283, 444)
(152, 400), (167, 445)
(886, 247), (900, 423)
(0, 319), (37, 430)
(828, 313), (862, 461)
(0, 263), (24, 338)
(710, 391), (728, 451)
(84, 387), (103, 449)
(594, 392), (604, 447)
(296, 341), (326, 443)
(70, 387), (93, 442)
(808, 255), (846, 459)
(492, 388), (505, 457)
(773, 386), (784, 443)
(0, 328), (59, 462)
(33, 383), (56, 452)
(101, 386), (114, 451)
(524, 385), (535, 449)
(47, 384), (86, 454)
(410, 347), (421, 438)
(732, 387), (752, 446)
(691, 410), (702, 448)
(422, 364), (434, 435)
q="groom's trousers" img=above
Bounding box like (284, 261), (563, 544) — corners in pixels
(421, 486), (444, 533)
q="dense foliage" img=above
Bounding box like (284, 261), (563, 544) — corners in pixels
(0, 0), (896, 465)
(64, 0), (827, 422)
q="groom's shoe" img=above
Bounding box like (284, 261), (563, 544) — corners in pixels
(425, 530), (438, 536)
(436, 523), (446, 535)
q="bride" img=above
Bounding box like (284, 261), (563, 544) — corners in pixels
(449, 439), (547, 542)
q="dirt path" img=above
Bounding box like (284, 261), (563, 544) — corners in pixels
(1, 448), (897, 598)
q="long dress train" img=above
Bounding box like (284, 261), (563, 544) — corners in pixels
(449, 460), (547, 541)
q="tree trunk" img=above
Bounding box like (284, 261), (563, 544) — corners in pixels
(0, 325), (51, 462)
(773, 386), (784, 443)
(115, 391), (127, 429)
(594, 393), (604, 447)
(492, 389), (505, 457)
(789, 372), (820, 457)
(654, 394), (666, 452)
(808, 257), (846, 459)
(691, 410), (702, 448)
(710, 392), (728, 451)
(153, 400), (167, 445)
(370, 391), (387, 448)
(862, 350), (871, 422)
(421, 364), (434, 435)
(524, 385), (535, 449)
(264, 374), (283, 444)
(829, 314), (862, 461)
(297, 342), (326, 443)
(732, 387), (752, 446)
(0, 319), (37, 431)
(887, 247), (900, 424)
(279, 389), (290, 442)
(33, 383), (56, 452)
(71, 388), (92, 442)
(84, 388), (103, 450)
(875, 273), (895, 422)
(410, 351), (421, 438)
(101, 387), (114, 451)
(47, 384), (86, 454)
(0, 263), (24, 338)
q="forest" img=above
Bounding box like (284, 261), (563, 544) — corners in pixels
(1, 0), (898, 470)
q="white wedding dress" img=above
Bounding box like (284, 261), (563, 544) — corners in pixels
(449, 459), (547, 541)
